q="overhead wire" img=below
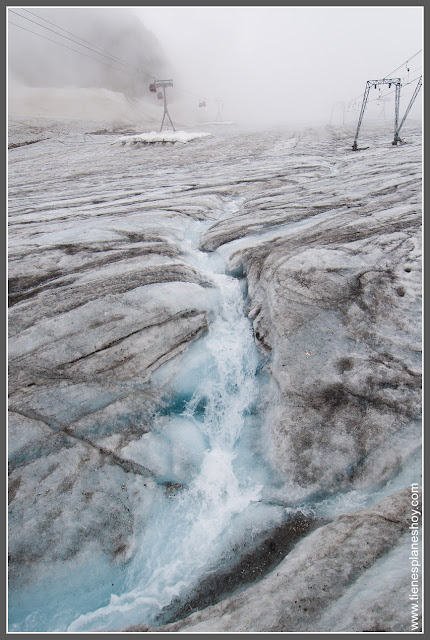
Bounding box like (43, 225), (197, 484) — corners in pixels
(9, 9), (155, 80)
(21, 8), (142, 69)
(8, 21), (143, 77)
(382, 49), (422, 80)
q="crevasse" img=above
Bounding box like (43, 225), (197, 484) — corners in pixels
(67, 205), (267, 632)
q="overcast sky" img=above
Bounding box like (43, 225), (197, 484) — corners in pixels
(135, 6), (423, 126)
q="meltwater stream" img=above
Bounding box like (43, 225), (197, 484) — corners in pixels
(67, 208), (267, 632)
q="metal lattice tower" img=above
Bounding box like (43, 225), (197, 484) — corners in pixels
(352, 78), (401, 150)
(155, 79), (175, 132)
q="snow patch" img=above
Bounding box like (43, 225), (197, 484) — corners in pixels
(115, 131), (212, 145)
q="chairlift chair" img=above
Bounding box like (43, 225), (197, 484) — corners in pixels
(157, 91), (163, 100)
(149, 83), (157, 93)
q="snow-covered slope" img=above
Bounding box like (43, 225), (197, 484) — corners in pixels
(8, 85), (210, 130)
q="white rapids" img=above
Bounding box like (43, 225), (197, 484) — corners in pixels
(68, 219), (264, 632)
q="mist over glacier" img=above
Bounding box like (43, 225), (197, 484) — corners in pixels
(9, 7), (167, 96)
(8, 6), (422, 634)
(8, 7), (422, 127)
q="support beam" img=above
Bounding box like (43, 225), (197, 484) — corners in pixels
(160, 85), (175, 132)
(396, 76), (422, 139)
(352, 83), (371, 150)
(392, 82), (401, 145)
(150, 79), (175, 132)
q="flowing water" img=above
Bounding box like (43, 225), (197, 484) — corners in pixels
(67, 210), (269, 632)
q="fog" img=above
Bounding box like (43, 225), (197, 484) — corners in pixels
(8, 7), (167, 110)
(136, 6), (423, 127)
(8, 6), (422, 128)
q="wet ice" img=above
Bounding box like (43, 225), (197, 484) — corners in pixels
(8, 117), (422, 632)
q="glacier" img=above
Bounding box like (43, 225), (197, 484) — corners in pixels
(8, 115), (422, 632)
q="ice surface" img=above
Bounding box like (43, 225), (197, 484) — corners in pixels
(312, 532), (421, 631)
(8, 117), (422, 632)
(157, 489), (419, 632)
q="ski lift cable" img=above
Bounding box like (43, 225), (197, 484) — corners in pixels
(8, 21), (145, 77)
(21, 7), (146, 71)
(368, 87), (417, 104)
(9, 9), (155, 80)
(382, 49), (422, 80)
(377, 72), (421, 100)
(11, 9), (155, 80)
(20, 8), (145, 70)
(374, 71), (422, 102)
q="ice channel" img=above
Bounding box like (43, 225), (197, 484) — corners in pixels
(64, 200), (279, 632)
